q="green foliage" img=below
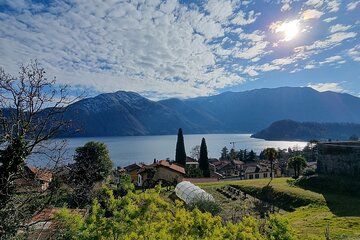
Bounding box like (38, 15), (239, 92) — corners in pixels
(185, 166), (203, 178)
(230, 184), (314, 212)
(220, 146), (229, 160)
(199, 137), (210, 177)
(55, 188), (295, 239)
(302, 168), (316, 177)
(73, 141), (113, 183)
(187, 198), (222, 216)
(175, 128), (186, 166)
(288, 156), (307, 178)
(0, 137), (30, 198)
(113, 174), (134, 198)
(264, 148), (277, 179)
(71, 141), (113, 207)
(265, 215), (297, 240)
(229, 148), (237, 160)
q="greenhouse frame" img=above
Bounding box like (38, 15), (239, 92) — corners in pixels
(175, 181), (215, 204)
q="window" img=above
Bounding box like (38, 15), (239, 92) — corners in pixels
(270, 173), (273, 178)
(255, 174), (259, 179)
(263, 173), (268, 178)
(249, 174), (253, 179)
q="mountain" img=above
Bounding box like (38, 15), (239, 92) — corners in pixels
(251, 119), (360, 141)
(58, 87), (360, 137)
(61, 91), (203, 137)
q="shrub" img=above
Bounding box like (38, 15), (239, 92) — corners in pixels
(265, 215), (297, 240)
(187, 198), (222, 216)
(302, 168), (316, 176)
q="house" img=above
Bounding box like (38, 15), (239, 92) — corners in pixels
(16, 166), (53, 192)
(23, 208), (87, 239)
(185, 156), (199, 169)
(212, 160), (244, 178)
(124, 163), (144, 184)
(137, 160), (185, 187)
(243, 163), (275, 180)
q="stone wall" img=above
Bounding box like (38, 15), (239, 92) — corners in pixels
(317, 141), (360, 176)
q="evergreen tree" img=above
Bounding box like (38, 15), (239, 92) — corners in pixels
(248, 150), (256, 162)
(229, 148), (237, 160)
(199, 138), (210, 177)
(175, 128), (186, 166)
(237, 149), (244, 161)
(220, 146), (229, 160)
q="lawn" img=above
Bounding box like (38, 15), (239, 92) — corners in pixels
(198, 177), (360, 240)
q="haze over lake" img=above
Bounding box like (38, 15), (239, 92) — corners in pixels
(51, 134), (307, 167)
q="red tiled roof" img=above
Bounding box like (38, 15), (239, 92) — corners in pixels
(156, 160), (186, 174)
(28, 208), (87, 224)
(138, 160), (185, 174)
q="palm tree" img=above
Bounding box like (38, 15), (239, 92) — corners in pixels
(288, 156), (307, 178)
(264, 148), (277, 180)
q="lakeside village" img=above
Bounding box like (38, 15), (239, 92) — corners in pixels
(6, 127), (360, 239)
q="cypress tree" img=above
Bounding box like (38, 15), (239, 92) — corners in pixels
(199, 137), (210, 177)
(175, 128), (186, 166)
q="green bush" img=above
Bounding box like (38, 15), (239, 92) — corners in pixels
(231, 185), (313, 211)
(265, 215), (297, 240)
(187, 198), (222, 216)
(302, 168), (316, 176)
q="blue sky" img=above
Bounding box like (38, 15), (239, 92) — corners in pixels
(0, 0), (359, 99)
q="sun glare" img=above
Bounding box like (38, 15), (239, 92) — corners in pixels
(275, 20), (300, 41)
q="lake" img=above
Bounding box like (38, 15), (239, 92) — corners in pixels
(34, 134), (306, 167)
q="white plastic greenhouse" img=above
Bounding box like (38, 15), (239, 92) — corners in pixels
(175, 181), (215, 204)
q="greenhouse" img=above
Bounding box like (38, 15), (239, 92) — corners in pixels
(175, 181), (215, 204)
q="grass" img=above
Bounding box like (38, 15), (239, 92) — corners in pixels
(198, 176), (360, 240)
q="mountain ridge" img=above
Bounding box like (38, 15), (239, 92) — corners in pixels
(251, 119), (360, 141)
(55, 87), (360, 137)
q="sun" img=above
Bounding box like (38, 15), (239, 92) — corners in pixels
(273, 20), (300, 41)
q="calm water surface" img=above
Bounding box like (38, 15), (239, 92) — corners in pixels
(50, 134), (306, 167)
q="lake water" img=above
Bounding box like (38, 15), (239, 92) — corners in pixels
(37, 134), (306, 167)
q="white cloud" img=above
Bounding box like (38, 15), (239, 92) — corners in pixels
(304, 64), (316, 69)
(0, 0), (257, 98)
(301, 31), (357, 52)
(329, 24), (351, 33)
(280, 0), (293, 11)
(205, 0), (235, 23)
(231, 10), (260, 25)
(319, 55), (343, 64)
(348, 45), (360, 62)
(323, 17), (337, 23)
(305, 0), (324, 8)
(326, 0), (340, 12)
(347, 1), (360, 11)
(302, 9), (324, 20)
(308, 83), (344, 92)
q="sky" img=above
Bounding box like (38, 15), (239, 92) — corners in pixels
(0, 0), (359, 100)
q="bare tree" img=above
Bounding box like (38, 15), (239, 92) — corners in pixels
(190, 145), (200, 160)
(0, 60), (81, 238)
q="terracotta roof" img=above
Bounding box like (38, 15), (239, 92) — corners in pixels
(28, 208), (86, 227)
(138, 160), (185, 175)
(156, 160), (186, 174)
(26, 166), (53, 182)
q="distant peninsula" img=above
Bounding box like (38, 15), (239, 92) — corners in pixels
(251, 119), (360, 141)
